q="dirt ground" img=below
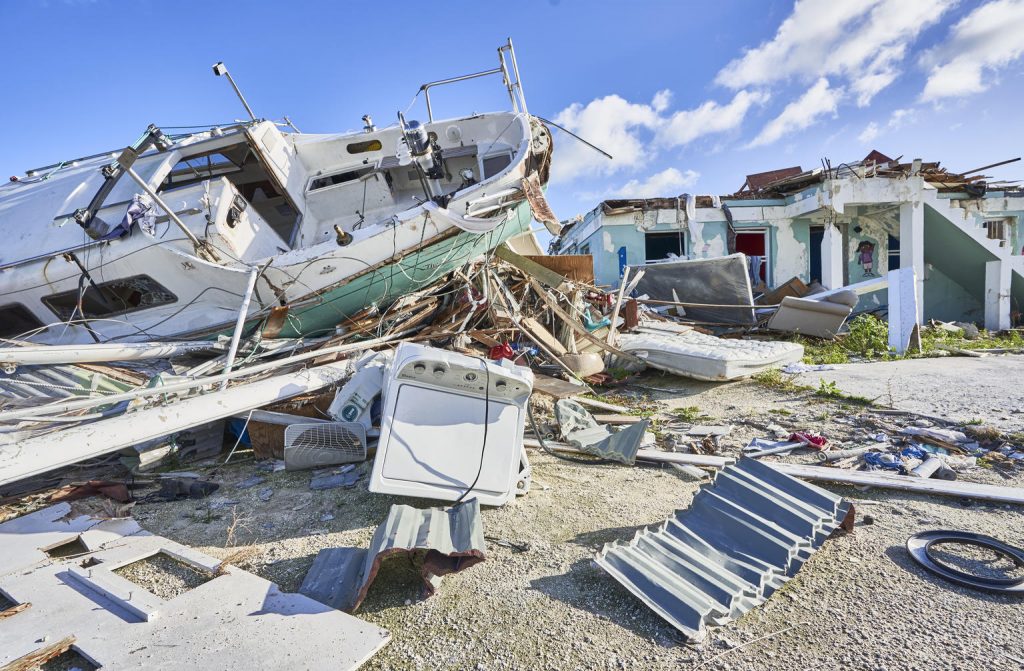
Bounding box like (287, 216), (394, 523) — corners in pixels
(123, 360), (1024, 671)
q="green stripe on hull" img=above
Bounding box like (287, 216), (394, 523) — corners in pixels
(270, 204), (533, 338)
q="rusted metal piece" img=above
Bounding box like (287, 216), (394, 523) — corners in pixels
(261, 305), (290, 338)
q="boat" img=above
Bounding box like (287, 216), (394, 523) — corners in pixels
(0, 40), (556, 345)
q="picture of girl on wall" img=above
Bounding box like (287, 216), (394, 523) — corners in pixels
(857, 241), (877, 277)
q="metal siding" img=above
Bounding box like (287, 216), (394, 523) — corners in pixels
(595, 458), (850, 640)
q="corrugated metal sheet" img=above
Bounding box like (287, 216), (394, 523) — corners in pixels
(300, 498), (486, 612)
(595, 457), (851, 641)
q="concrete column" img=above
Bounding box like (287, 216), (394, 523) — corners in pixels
(899, 202), (925, 321)
(888, 267), (919, 355)
(985, 259), (1011, 331)
(821, 223), (844, 289)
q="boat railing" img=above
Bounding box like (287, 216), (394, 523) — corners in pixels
(420, 38), (529, 122)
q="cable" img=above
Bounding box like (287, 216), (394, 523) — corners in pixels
(454, 355), (490, 504)
(527, 403), (613, 465)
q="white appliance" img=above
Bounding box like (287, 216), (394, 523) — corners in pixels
(369, 342), (533, 506)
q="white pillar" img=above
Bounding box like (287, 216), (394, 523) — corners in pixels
(821, 223), (844, 289)
(899, 202), (925, 321)
(985, 259), (1011, 331)
(888, 267), (919, 355)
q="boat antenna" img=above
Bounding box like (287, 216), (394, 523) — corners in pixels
(212, 61), (257, 121)
(533, 115), (612, 160)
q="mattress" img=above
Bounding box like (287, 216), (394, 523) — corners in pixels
(618, 326), (804, 381)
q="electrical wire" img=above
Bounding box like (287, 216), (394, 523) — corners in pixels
(453, 355), (491, 504)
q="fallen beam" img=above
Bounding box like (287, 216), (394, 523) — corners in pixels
(0, 362), (352, 487)
(523, 438), (733, 468)
(0, 341), (223, 368)
(772, 463), (1024, 505)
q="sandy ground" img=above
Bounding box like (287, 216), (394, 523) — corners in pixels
(117, 361), (1024, 671)
(792, 353), (1024, 432)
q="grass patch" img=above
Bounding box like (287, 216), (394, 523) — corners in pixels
(799, 316), (1024, 365)
(673, 406), (709, 423)
(751, 368), (811, 393)
(769, 408), (793, 416)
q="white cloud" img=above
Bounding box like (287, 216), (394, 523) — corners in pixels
(657, 90), (770, 148)
(857, 107), (917, 145)
(716, 0), (955, 105)
(858, 122), (880, 144)
(551, 88), (766, 182)
(552, 92), (663, 181)
(613, 168), (700, 199)
(920, 0), (1024, 101)
(651, 89), (672, 113)
(747, 78), (843, 147)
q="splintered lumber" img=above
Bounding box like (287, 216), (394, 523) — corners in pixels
(0, 362), (352, 488)
(772, 463), (1024, 505)
(1, 635), (76, 671)
(495, 245), (568, 288)
(527, 279), (644, 364)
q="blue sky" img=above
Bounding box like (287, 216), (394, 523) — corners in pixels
(2, 0), (1023, 232)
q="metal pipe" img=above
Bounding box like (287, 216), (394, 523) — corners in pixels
(505, 38), (528, 116)
(212, 62), (257, 121)
(912, 456), (945, 479)
(745, 441), (803, 458)
(219, 267), (260, 390)
(0, 341), (222, 368)
(122, 165), (203, 249)
(815, 445), (875, 463)
(0, 330), (413, 423)
(419, 67), (504, 122)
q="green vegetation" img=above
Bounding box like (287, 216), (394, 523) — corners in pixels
(750, 368), (810, 392)
(673, 405), (711, 423)
(797, 314), (1024, 364)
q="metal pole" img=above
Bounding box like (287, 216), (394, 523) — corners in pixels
(122, 166), (204, 249)
(222, 69), (257, 121)
(220, 266), (260, 390)
(505, 38), (528, 115)
(425, 89), (433, 122)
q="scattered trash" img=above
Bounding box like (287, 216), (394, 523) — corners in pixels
(310, 470), (361, 491)
(236, 476), (265, 490)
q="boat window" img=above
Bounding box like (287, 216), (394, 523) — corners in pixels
(482, 152), (513, 179)
(0, 304), (45, 339)
(42, 275), (178, 321)
(308, 166), (376, 192)
(347, 139), (383, 154)
(163, 150), (245, 190)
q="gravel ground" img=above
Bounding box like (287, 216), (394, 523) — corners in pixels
(122, 365), (1024, 671)
(791, 353), (1024, 432)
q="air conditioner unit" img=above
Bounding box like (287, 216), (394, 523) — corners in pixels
(368, 342), (533, 506)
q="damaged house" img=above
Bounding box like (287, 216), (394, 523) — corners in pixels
(550, 153), (1024, 330)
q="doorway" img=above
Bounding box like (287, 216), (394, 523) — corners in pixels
(734, 229), (769, 286)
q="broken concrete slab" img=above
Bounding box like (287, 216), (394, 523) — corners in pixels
(300, 499), (485, 612)
(0, 503), (389, 668)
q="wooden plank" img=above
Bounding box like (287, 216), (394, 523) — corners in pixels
(772, 463), (1024, 504)
(592, 414), (644, 424)
(495, 245), (568, 288)
(0, 603), (30, 619)
(606, 266), (631, 347)
(531, 374), (591, 398)
(468, 330), (501, 348)
(527, 279), (645, 364)
(572, 396), (630, 413)
(523, 254), (594, 283)
(521, 317), (568, 356)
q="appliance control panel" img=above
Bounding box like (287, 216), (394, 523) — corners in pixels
(392, 344), (533, 403)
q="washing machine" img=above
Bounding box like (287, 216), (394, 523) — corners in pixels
(368, 342), (533, 506)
